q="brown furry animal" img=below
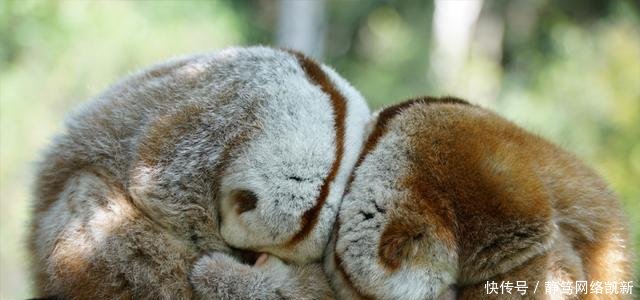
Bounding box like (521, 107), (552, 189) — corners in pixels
(325, 97), (634, 299)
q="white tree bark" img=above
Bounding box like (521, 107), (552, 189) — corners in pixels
(277, 0), (327, 59)
(431, 0), (483, 90)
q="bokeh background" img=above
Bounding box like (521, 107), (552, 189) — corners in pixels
(1, 0), (638, 298)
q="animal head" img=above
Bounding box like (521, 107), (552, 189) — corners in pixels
(125, 47), (369, 263)
(328, 97), (555, 300)
(216, 48), (370, 263)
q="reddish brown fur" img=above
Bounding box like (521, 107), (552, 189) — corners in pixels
(335, 97), (632, 299)
(396, 98), (629, 294)
(349, 97), (469, 189)
(395, 100), (555, 281)
(333, 97), (472, 299)
(344, 97), (471, 197)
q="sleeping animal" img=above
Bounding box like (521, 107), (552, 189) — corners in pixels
(324, 97), (633, 300)
(29, 46), (370, 300)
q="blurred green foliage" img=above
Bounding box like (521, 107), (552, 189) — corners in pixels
(1, 0), (638, 298)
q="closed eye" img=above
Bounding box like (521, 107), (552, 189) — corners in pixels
(232, 189), (258, 214)
(288, 175), (304, 182)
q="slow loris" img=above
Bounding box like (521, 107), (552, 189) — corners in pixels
(29, 46), (370, 299)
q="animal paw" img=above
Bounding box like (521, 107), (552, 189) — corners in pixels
(253, 253), (289, 276)
(189, 252), (293, 299)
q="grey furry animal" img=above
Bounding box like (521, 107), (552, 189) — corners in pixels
(325, 97), (633, 300)
(29, 46), (370, 299)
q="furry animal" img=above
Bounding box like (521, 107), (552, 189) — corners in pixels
(325, 97), (633, 300)
(29, 46), (370, 299)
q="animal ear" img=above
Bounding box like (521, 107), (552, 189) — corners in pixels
(231, 189), (258, 214)
(378, 220), (426, 270)
(379, 234), (411, 270)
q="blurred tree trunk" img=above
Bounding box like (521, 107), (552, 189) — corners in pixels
(466, 1), (506, 105)
(430, 0), (483, 92)
(277, 0), (327, 59)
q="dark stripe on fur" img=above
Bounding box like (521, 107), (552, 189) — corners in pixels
(285, 50), (347, 247)
(333, 96), (469, 299)
(346, 96), (469, 194)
